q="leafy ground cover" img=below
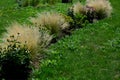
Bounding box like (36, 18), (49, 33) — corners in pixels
(0, 0), (120, 80)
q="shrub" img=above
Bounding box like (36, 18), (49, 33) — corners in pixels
(68, 3), (88, 28)
(73, 13), (88, 28)
(0, 36), (31, 80)
(1, 22), (52, 59)
(30, 12), (70, 37)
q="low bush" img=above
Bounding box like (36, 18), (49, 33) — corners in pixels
(0, 36), (31, 80)
(73, 13), (88, 28)
(68, 4), (88, 28)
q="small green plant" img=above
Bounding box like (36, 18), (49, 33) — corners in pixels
(31, 50), (60, 79)
(73, 13), (88, 28)
(0, 35), (32, 80)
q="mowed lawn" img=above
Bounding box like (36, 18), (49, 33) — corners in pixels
(0, 0), (120, 80)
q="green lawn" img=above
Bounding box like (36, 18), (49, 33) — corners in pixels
(0, 0), (120, 80)
(32, 0), (120, 80)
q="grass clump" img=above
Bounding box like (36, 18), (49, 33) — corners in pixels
(1, 22), (52, 59)
(68, 0), (112, 23)
(86, 0), (112, 19)
(72, 2), (85, 15)
(30, 12), (70, 37)
(0, 36), (31, 80)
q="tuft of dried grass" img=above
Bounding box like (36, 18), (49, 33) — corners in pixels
(73, 2), (85, 15)
(1, 22), (52, 57)
(30, 12), (70, 35)
(86, 0), (112, 17)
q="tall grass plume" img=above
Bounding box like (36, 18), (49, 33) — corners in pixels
(30, 12), (70, 36)
(73, 2), (85, 15)
(86, 0), (112, 18)
(1, 22), (52, 58)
